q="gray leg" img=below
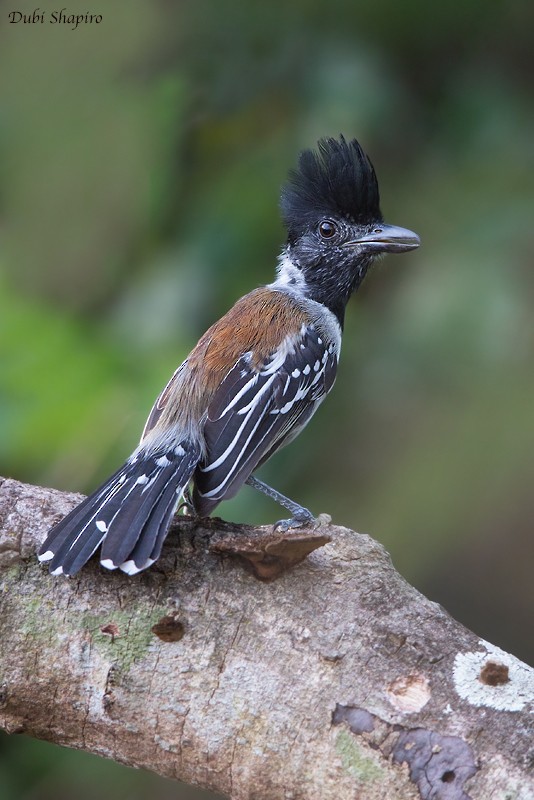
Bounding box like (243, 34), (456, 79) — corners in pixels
(177, 486), (194, 515)
(246, 475), (315, 530)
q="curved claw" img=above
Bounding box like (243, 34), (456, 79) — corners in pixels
(273, 512), (316, 532)
(177, 486), (195, 516)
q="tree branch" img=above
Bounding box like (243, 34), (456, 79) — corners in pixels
(0, 476), (532, 800)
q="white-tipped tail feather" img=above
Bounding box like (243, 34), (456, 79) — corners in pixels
(38, 441), (201, 576)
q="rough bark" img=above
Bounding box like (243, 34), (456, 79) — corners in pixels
(0, 475), (532, 800)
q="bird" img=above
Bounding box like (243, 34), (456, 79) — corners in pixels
(38, 135), (420, 577)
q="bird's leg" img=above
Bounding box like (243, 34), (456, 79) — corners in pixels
(246, 475), (315, 530)
(177, 485), (195, 515)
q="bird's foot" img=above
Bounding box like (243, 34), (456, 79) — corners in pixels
(273, 510), (316, 532)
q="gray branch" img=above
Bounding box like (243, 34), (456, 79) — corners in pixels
(0, 476), (532, 800)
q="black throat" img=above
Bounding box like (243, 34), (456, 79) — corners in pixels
(288, 246), (373, 329)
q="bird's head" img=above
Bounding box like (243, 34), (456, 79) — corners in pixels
(279, 136), (420, 323)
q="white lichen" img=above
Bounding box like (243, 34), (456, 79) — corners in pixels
(453, 639), (534, 711)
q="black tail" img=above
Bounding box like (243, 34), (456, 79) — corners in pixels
(38, 441), (201, 576)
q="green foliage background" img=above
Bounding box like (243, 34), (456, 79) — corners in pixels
(1, 0), (533, 797)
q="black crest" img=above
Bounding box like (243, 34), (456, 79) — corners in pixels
(280, 136), (382, 236)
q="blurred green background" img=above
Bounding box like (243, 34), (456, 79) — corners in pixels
(1, 0), (533, 797)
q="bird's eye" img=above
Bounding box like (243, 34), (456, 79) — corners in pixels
(318, 220), (337, 239)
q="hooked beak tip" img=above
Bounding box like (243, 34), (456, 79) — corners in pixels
(345, 224), (420, 254)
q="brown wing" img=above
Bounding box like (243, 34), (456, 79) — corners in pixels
(140, 288), (311, 443)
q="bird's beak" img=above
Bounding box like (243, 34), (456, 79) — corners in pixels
(345, 223), (420, 253)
